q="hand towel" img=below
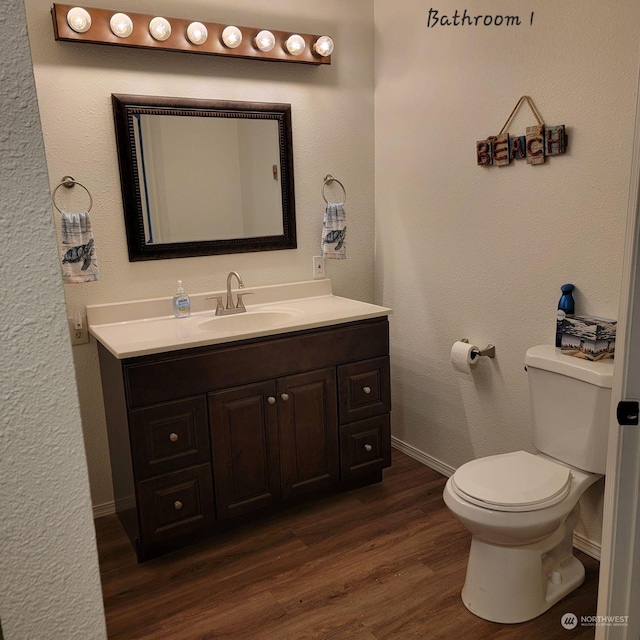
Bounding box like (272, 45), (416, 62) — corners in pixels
(321, 203), (346, 259)
(60, 211), (100, 283)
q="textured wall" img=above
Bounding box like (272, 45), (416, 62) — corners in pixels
(374, 0), (640, 550)
(0, 1), (107, 637)
(24, 0), (375, 510)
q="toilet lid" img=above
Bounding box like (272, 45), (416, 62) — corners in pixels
(451, 451), (572, 512)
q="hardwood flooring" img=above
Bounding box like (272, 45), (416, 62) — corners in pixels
(95, 451), (598, 639)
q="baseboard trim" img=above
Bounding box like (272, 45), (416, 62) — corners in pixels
(93, 501), (116, 519)
(573, 531), (601, 560)
(391, 436), (455, 477)
(391, 436), (602, 561)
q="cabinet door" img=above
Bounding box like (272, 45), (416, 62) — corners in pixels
(278, 368), (339, 500)
(209, 381), (280, 520)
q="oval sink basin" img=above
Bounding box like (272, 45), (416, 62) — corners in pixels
(198, 310), (300, 334)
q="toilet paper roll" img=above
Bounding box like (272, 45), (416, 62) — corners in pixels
(451, 341), (480, 374)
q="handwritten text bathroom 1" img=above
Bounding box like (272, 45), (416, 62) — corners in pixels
(427, 8), (534, 28)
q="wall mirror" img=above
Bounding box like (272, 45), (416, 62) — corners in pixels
(112, 94), (296, 260)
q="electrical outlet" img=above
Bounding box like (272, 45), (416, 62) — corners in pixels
(313, 255), (326, 279)
(68, 317), (90, 346)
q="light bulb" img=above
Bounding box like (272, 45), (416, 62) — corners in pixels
(110, 13), (133, 38)
(285, 34), (306, 56)
(66, 7), (91, 33)
(313, 36), (334, 57)
(149, 17), (171, 42)
(222, 26), (242, 48)
(186, 22), (208, 45)
(254, 30), (275, 52)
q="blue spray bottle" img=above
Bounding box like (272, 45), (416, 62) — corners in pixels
(556, 283), (575, 348)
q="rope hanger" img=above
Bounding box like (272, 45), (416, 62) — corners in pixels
(498, 95), (544, 135)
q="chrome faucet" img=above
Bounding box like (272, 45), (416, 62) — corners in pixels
(226, 271), (244, 310)
(209, 271), (252, 316)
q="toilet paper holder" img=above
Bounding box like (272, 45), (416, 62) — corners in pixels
(461, 338), (496, 359)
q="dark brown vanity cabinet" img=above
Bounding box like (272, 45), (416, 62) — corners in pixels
(98, 317), (391, 561)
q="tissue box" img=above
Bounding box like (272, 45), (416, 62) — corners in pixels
(560, 315), (617, 360)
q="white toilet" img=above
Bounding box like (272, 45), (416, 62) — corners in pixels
(443, 344), (614, 624)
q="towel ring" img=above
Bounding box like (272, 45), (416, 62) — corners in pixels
(322, 174), (347, 205)
(52, 175), (93, 214)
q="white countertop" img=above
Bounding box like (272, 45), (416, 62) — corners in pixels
(87, 280), (392, 359)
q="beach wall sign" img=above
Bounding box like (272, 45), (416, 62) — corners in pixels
(477, 96), (568, 167)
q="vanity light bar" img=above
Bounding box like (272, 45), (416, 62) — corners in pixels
(51, 4), (332, 65)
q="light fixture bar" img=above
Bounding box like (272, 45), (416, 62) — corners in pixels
(51, 4), (332, 65)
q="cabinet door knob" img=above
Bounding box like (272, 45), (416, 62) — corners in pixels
(169, 432), (179, 442)
(267, 396), (276, 405)
(364, 444), (373, 452)
(280, 393), (289, 402)
(363, 386), (371, 394)
(174, 500), (183, 510)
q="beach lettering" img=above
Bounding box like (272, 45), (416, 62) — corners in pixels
(477, 125), (567, 167)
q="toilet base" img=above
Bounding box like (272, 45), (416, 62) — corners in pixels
(461, 505), (585, 624)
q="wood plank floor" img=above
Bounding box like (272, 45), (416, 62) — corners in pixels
(95, 451), (599, 639)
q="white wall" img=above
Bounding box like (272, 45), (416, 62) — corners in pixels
(374, 0), (640, 550)
(0, 1), (107, 637)
(24, 0), (375, 511)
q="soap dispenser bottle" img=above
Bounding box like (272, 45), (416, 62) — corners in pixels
(556, 283), (575, 347)
(173, 280), (191, 318)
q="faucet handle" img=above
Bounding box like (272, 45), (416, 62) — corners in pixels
(205, 295), (225, 314)
(235, 292), (254, 311)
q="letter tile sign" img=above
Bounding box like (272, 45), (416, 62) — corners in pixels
(477, 96), (567, 167)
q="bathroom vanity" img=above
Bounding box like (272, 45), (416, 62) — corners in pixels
(89, 281), (392, 561)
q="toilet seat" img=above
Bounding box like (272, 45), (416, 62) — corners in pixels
(450, 451), (572, 512)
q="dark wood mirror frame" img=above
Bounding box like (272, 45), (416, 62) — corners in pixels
(112, 94), (297, 261)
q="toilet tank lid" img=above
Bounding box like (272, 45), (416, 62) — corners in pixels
(525, 345), (614, 388)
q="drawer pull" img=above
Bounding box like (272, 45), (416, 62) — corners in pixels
(363, 386), (371, 394)
(174, 500), (183, 510)
(364, 444), (373, 452)
(280, 393), (290, 402)
(169, 432), (179, 442)
(267, 396), (276, 405)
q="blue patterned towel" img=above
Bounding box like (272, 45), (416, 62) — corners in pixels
(60, 212), (100, 283)
(321, 203), (346, 259)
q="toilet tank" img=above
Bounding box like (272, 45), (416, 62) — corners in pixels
(525, 345), (614, 474)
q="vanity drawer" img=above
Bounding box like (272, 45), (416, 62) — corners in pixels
(130, 397), (210, 479)
(339, 415), (391, 480)
(137, 464), (215, 548)
(123, 318), (389, 407)
(338, 357), (391, 423)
